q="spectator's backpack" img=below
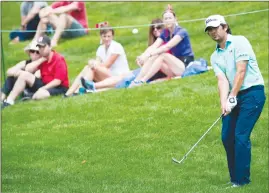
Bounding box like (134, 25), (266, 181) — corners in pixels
(181, 58), (209, 78)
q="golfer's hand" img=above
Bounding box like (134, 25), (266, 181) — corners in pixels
(225, 96), (237, 114)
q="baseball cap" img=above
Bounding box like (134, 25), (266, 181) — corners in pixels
(36, 35), (51, 47)
(24, 41), (39, 52)
(204, 15), (226, 32)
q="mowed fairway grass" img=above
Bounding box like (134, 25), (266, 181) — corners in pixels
(1, 2), (268, 193)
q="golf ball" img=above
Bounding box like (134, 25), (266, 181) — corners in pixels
(132, 28), (138, 34)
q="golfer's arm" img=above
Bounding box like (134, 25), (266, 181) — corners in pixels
(229, 61), (247, 97)
(217, 74), (230, 106)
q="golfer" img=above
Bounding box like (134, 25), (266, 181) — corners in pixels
(205, 15), (265, 188)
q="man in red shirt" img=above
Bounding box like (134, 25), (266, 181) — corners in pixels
(2, 35), (69, 109)
(33, 1), (88, 47)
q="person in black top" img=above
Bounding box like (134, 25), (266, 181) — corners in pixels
(1, 41), (46, 102)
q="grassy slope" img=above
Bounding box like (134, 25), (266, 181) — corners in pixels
(1, 2), (268, 193)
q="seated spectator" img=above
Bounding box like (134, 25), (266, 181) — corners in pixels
(1, 41), (46, 102)
(64, 25), (130, 97)
(130, 4), (195, 87)
(1, 35), (69, 109)
(79, 18), (168, 92)
(9, 1), (48, 44)
(34, 1), (88, 47)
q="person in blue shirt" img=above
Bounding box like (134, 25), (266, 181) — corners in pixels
(129, 4), (194, 87)
(205, 14), (265, 188)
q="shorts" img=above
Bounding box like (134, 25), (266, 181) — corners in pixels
(115, 68), (141, 89)
(27, 78), (68, 96)
(177, 56), (194, 67)
(61, 19), (87, 38)
(148, 71), (167, 82)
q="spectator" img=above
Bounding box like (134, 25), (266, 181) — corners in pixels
(1, 41), (46, 102)
(130, 4), (194, 87)
(34, 1), (88, 47)
(9, 1), (48, 44)
(1, 35), (69, 109)
(80, 18), (168, 92)
(64, 25), (130, 97)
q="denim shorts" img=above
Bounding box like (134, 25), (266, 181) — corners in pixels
(61, 19), (87, 38)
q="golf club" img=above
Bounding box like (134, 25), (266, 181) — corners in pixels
(172, 113), (224, 164)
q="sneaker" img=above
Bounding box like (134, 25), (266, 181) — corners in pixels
(128, 80), (146, 88)
(81, 77), (96, 92)
(1, 101), (12, 109)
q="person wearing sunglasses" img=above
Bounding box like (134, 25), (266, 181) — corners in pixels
(130, 4), (194, 87)
(1, 41), (46, 103)
(79, 18), (170, 93)
(2, 35), (69, 109)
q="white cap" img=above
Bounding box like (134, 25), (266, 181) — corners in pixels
(24, 41), (39, 52)
(204, 15), (226, 32)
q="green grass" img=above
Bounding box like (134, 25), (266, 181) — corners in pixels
(1, 2), (268, 193)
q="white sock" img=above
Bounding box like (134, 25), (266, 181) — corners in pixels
(6, 99), (14, 105)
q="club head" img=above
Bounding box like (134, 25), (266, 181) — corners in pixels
(172, 157), (185, 164)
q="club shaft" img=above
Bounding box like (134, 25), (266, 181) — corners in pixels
(176, 114), (223, 161)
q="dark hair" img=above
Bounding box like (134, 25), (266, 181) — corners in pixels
(100, 24), (115, 36)
(162, 4), (176, 17)
(220, 24), (232, 34)
(148, 18), (164, 46)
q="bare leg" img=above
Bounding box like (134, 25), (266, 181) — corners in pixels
(140, 53), (185, 82)
(1, 93), (6, 102)
(93, 66), (112, 82)
(94, 75), (125, 89)
(32, 88), (50, 100)
(134, 56), (158, 81)
(10, 37), (20, 44)
(6, 71), (36, 104)
(33, 17), (50, 41)
(50, 14), (73, 47)
(65, 66), (94, 96)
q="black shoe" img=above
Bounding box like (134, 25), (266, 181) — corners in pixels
(20, 96), (32, 102)
(81, 77), (96, 91)
(62, 93), (79, 98)
(1, 101), (11, 109)
(23, 89), (34, 98)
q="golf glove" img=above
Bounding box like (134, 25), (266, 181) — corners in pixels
(226, 96), (237, 113)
